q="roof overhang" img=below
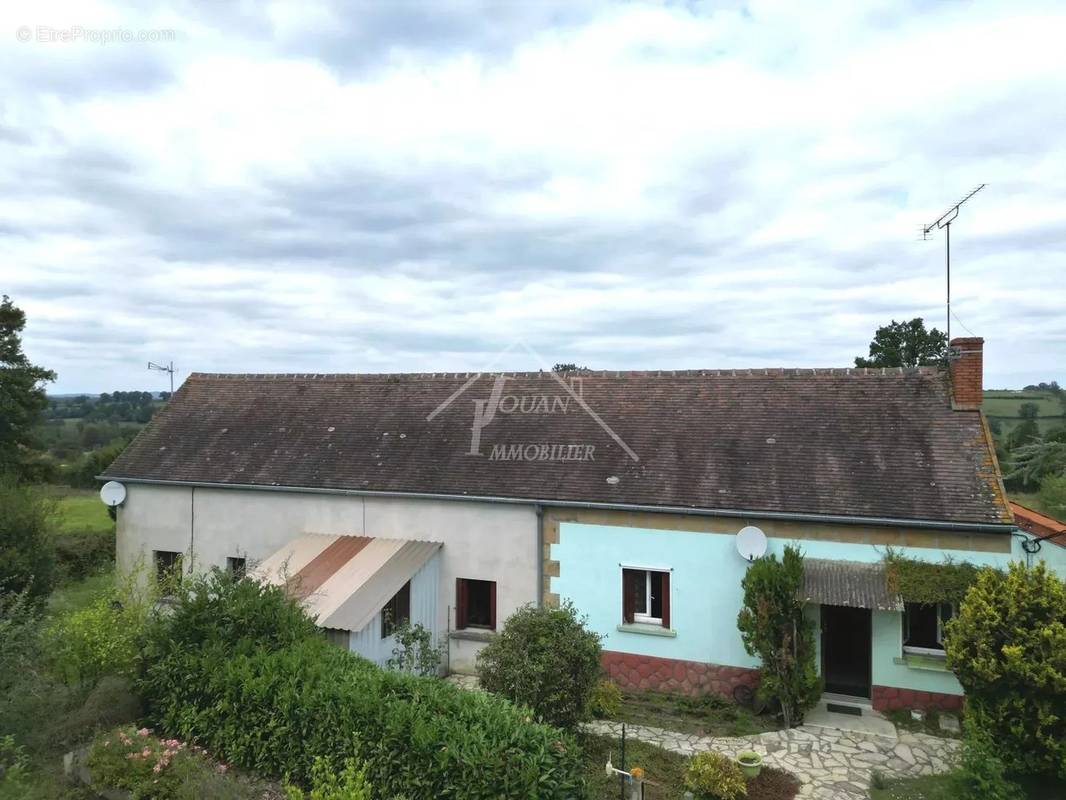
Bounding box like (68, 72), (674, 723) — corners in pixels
(799, 558), (903, 612)
(253, 533), (441, 632)
(97, 475), (1017, 534)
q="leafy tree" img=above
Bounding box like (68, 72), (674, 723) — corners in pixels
(854, 318), (947, 368)
(1038, 473), (1066, 519)
(1007, 435), (1066, 489)
(736, 544), (820, 728)
(552, 363), (589, 373)
(946, 562), (1066, 778)
(1018, 402), (1040, 421)
(0, 481), (55, 602)
(476, 601), (602, 729)
(0, 295), (56, 477)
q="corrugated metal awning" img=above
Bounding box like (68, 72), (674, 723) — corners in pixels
(252, 533), (442, 632)
(799, 558), (903, 611)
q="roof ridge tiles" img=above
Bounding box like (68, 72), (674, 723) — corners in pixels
(185, 365), (944, 382)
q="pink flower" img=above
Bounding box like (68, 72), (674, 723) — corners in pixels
(217, 764), (228, 773)
(153, 763), (163, 773)
(137, 728), (150, 737)
(142, 747), (151, 757)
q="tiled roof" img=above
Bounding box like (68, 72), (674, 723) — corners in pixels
(1010, 501), (1066, 548)
(102, 368), (1011, 526)
(799, 558), (903, 611)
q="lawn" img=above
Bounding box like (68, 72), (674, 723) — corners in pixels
(580, 733), (799, 800)
(45, 488), (114, 534)
(871, 772), (1066, 800)
(615, 690), (779, 737)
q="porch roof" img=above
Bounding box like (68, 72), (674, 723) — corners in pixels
(800, 558), (903, 612)
(252, 533), (441, 632)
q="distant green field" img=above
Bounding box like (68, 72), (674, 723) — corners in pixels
(44, 487), (114, 534)
(983, 389), (1064, 437)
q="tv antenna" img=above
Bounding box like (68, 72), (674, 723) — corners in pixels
(148, 360), (175, 394)
(921, 184), (986, 344)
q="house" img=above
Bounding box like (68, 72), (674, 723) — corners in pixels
(1009, 501), (1066, 548)
(101, 337), (1066, 709)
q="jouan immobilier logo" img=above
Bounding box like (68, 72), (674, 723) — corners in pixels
(425, 342), (639, 463)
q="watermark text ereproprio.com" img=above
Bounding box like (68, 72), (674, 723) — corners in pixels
(16, 25), (178, 44)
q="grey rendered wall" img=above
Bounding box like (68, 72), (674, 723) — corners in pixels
(116, 483), (538, 671)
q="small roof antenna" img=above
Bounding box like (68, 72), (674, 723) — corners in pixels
(148, 360), (175, 394)
(921, 184), (986, 344)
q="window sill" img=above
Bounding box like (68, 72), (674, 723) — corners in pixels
(616, 623), (677, 638)
(894, 653), (951, 672)
(450, 629), (496, 643)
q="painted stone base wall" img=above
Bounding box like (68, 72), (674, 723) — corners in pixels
(872, 685), (964, 712)
(602, 651), (759, 697)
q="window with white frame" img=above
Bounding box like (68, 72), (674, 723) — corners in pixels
(903, 602), (955, 655)
(621, 567), (671, 628)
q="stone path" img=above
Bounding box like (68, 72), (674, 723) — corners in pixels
(584, 720), (958, 800)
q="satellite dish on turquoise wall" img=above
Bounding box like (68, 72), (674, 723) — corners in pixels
(736, 526), (767, 562)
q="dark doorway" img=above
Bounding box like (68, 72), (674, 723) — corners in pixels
(821, 605), (872, 698)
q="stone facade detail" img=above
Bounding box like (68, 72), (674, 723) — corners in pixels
(871, 685), (964, 712)
(601, 650), (759, 697)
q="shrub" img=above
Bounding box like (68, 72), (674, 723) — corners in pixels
(589, 678), (622, 719)
(53, 529), (115, 582)
(385, 621), (443, 676)
(285, 757), (372, 800)
(684, 751), (747, 800)
(476, 601), (603, 729)
(736, 545), (820, 728)
(139, 568), (319, 662)
(953, 718), (1023, 800)
(0, 481), (55, 603)
(87, 725), (188, 799)
(86, 725), (258, 800)
(137, 572), (584, 799)
(52, 675), (143, 747)
(46, 571), (155, 685)
(945, 561), (1066, 777)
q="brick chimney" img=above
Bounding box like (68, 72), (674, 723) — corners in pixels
(948, 337), (984, 409)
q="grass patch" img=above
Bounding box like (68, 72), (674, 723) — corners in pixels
(580, 733), (798, 800)
(46, 570), (114, 619)
(615, 690), (779, 737)
(580, 732), (689, 800)
(882, 709), (961, 739)
(871, 771), (1066, 800)
(46, 488), (114, 535)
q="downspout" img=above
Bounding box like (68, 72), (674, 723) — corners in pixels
(536, 504), (544, 608)
(189, 485), (196, 574)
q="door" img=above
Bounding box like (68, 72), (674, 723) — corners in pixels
(821, 605), (872, 698)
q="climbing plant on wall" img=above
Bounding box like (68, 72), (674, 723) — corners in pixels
(883, 550), (982, 605)
(736, 544), (821, 729)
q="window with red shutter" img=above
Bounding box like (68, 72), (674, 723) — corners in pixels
(456, 578), (496, 630)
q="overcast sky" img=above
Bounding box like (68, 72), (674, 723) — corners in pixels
(2, 0), (1063, 393)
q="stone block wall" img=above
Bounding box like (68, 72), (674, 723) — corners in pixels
(871, 685), (964, 712)
(601, 651), (759, 698)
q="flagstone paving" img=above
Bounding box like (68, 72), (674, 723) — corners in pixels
(584, 720), (959, 800)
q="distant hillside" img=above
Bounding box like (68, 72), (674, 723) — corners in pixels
(983, 388), (1065, 437)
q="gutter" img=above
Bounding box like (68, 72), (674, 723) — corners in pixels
(97, 474), (1015, 534)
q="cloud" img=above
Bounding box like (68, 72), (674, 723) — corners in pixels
(0, 0), (1064, 392)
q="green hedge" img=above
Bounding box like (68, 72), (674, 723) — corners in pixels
(140, 639), (583, 799)
(53, 529), (115, 581)
(136, 571), (584, 799)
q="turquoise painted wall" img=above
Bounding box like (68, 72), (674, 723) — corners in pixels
(552, 521), (1066, 696)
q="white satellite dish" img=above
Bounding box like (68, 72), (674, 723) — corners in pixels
(99, 481), (127, 508)
(736, 526), (767, 562)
